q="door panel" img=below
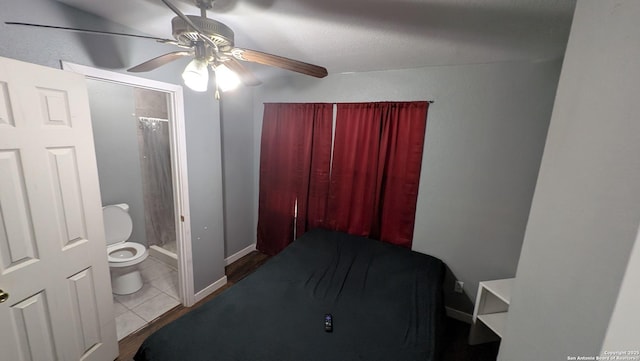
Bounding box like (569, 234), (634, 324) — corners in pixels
(47, 146), (88, 248)
(11, 291), (57, 361)
(0, 81), (14, 127)
(68, 268), (102, 355)
(37, 87), (71, 127)
(0, 56), (118, 361)
(0, 149), (39, 272)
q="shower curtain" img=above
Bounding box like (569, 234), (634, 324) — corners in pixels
(138, 121), (175, 249)
(135, 87), (176, 250)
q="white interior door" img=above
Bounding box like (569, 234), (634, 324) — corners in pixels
(0, 57), (118, 360)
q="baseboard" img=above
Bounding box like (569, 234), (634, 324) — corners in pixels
(446, 306), (473, 324)
(194, 275), (228, 304)
(225, 243), (257, 266)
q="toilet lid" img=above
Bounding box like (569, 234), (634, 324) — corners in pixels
(103, 205), (133, 245)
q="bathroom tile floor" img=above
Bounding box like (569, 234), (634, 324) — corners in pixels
(113, 256), (180, 340)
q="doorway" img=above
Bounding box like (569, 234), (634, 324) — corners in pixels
(62, 62), (194, 339)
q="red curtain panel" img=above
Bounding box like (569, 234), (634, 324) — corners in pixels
(256, 103), (332, 255)
(327, 102), (429, 248)
(326, 103), (383, 236)
(295, 105), (333, 237)
(377, 102), (429, 247)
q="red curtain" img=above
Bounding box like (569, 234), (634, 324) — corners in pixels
(326, 103), (383, 236)
(256, 103), (332, 255)
(327, 102), (429, 248)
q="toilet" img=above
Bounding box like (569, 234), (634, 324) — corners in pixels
(103, 203), (148, 295)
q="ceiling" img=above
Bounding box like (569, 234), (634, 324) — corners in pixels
(57, 0), (576, 75)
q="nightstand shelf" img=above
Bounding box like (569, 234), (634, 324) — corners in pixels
(469, 278), (514, 345)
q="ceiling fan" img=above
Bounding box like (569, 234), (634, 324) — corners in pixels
(6, 0), (328, 96)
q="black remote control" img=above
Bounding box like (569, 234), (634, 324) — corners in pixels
(324, 313), (333, 332)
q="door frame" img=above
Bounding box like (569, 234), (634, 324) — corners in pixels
(61, 61), (195, 306)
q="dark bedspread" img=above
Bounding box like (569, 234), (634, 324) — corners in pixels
(135, 228), (445, 361)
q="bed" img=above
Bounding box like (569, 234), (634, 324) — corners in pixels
(134, 228), (445, 361)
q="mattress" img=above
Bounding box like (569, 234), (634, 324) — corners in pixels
(134, 228), (445, 361)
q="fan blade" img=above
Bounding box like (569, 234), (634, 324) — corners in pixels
(224, 59), (262, 86)
(5, 22), (174, 43)
(128, 51), (192, 72)
(231, 48), (328, 78)
(159, 0), (220, 50)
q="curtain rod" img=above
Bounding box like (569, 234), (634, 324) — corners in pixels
(263, 100), (434, 105)
(330, 100), (434, 104)
(332, 100), (434, 103)
(138, 116), (169, 122)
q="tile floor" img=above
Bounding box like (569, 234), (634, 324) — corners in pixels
(113, 256), (180, 340)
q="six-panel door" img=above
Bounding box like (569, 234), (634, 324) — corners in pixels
(0, 56), (118, 361)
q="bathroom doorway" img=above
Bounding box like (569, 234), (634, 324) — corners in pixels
(62, 62), (194, 339)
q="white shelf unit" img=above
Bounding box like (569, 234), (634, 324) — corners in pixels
(468, 278), (514, 345)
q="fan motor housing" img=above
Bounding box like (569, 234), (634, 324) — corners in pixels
(172, 15), (234, 49)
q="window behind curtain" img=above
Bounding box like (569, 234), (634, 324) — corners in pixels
(326, 101), (429, 248)
(257, 101), (429, 253)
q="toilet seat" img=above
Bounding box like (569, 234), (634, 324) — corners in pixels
(103, 204), (148, 267)
(103, 204), (149, 294)
(107, 242), (148, 267)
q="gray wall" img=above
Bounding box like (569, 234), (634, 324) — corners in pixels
(184, 90), (226, 292)
(252, 59), (562, 312)
(0, 0), (226, 293)
(86, 80), (148, 247)
(601, 225), (640, 353)
(498, 1), (640, 359)
(220, 88), (256, 258)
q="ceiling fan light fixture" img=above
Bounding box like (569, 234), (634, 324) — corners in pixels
(182, 58), (209, 92)
(215, 63), (241, 92)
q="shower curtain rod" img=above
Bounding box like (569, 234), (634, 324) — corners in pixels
(138, 116), (169, 122)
